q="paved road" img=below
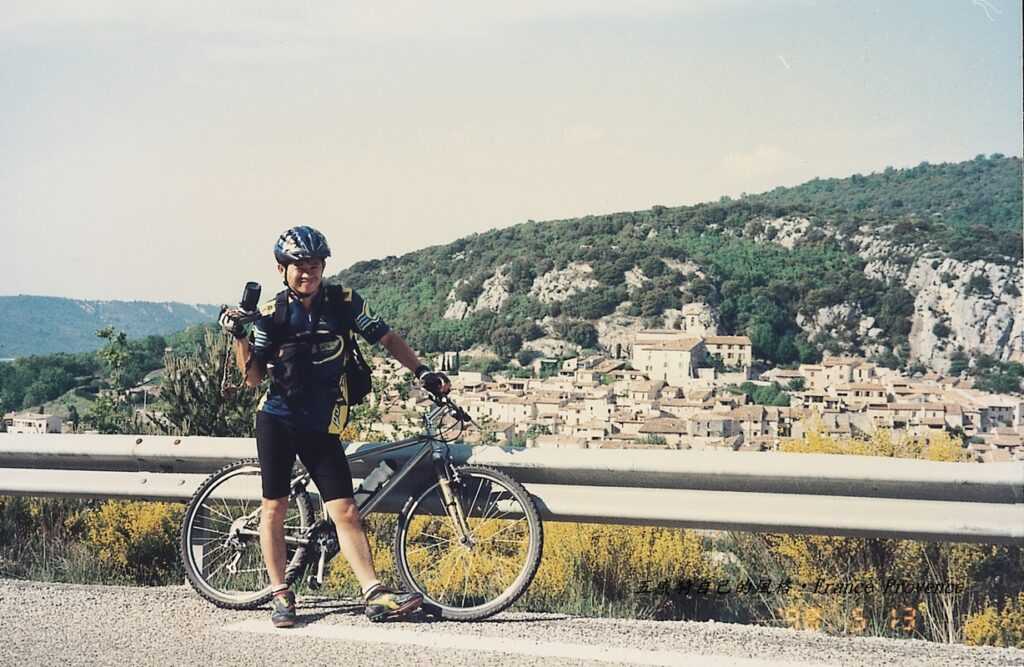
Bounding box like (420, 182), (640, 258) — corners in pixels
(1, 579), (1022, 666)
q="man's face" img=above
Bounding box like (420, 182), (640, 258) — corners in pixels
(278, 258), (325, 296)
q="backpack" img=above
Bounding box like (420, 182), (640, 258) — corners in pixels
(270, 285), (374, 406)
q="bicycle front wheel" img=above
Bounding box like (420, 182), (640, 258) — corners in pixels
(180, 458), (314, 609)
(394, 465), (543, 621)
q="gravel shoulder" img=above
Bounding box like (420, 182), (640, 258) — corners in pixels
(1, 579), (1021, 667)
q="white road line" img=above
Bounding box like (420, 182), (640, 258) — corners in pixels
(222, 618), (835, 666)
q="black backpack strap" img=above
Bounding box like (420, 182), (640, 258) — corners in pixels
(272, 289), (290, 331)
(321, 284), (357, 333)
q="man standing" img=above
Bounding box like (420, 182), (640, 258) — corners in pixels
(218, 225), (450, 628)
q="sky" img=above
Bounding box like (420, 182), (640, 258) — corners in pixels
(2, 0), (1021, 305)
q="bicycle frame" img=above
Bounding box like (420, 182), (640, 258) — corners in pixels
(282, 400), (472, 559)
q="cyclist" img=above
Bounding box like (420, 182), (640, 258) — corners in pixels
(218, 225), (451, 628)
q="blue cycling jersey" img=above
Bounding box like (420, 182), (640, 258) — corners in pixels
(251, 286), (389, 433)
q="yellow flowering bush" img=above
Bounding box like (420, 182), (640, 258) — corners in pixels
(83, 500), (183, 584)
(729, 427), (1022, 643)
(521, 522), (723, 619)
(964, 594), (1024, 648)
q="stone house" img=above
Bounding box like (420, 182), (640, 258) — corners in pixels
(657, 398), (708, 421)
(570, 420), (609, 441)
(638, 417), (690, 446)
(688, 413), (738, 438)
(798, 364), (826, 391)
(6, 412), (62, 434)
(704, 335), (753, 369)
(728, 405), (769, 440)
(835, 383), (888, 407)
(632, 336), (705, 386)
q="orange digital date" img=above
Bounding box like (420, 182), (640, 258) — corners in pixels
(777, 605), (922, 634)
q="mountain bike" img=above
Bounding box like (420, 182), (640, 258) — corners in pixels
(179, 394), (543, 621)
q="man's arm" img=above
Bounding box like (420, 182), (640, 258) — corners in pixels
(378, 331), (423, 373)
(220, 307), (267, 388)
(378, 331), (451, 395)
(232, 337), (266, 388)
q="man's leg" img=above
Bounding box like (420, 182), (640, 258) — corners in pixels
(300, 428), (420, 620)
(260, 496), (298, 627)
(260, 497), (290, 586)
(322, 498), (422, 621)
(255, 413), (299, 628)
(323, 498), (379, 587)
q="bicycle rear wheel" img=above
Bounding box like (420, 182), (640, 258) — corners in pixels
(393, 465), (543, 620)
(180, 458), (314, 609)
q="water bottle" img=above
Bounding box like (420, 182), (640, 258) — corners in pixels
(354, 461), (394, 505)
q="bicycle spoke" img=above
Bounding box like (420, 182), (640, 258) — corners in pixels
(460, 550), (478, 607)
(471, 510), (516, 537)
(405, 540), (453, 558)
(473, 524), (524, 545)
(397, 467), (540, 619)
(183, 460), (314, 606)
(410, 538), (463, 579)
(199, 503), (236, 524)
(414, 530), (456, 544)
(437, 549), (465, 602)
(466, 476), (485, 518)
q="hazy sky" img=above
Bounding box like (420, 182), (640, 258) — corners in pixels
(2, 1), (1021, 304)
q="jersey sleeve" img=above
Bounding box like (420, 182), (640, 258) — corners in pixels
(250, 313), (276, 364)
(349, 289), (390, 344)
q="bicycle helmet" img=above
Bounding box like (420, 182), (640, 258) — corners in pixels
(274, 226), (332, 265)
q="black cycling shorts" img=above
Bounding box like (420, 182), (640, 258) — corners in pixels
(255, 411), (354, 502)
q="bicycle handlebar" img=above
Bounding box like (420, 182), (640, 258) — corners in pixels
(426, 392), (477, 427)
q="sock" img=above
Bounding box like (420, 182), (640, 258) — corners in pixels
(362, 580), (383, 598)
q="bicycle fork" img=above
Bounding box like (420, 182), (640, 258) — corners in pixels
(434, 458), (474, 547)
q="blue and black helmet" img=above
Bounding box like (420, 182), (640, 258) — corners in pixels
(274, 226), (331, 265)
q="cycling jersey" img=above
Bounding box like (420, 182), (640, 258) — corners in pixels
(251, 286), (389, 433)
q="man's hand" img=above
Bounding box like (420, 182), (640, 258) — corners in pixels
(218, 306), (248, 340)
(415, 366), (451, 396)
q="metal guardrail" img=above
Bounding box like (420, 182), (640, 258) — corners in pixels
(1, 434), (1022, 544)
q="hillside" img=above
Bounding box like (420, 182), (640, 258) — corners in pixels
(0, 296), (219, 358)
(334, 155), (1022, 373)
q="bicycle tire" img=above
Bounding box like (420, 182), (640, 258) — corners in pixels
(180, 458), (314, 609)
(393, 465), (543, 621)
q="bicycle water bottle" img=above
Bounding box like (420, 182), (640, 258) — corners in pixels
(354, 461), (395, 505)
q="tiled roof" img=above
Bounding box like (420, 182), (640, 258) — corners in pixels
(704, 336), (752, 345)
(639, 418), (689, 434)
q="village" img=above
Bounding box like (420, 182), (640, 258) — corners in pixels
(365, 304), (1024, 464)
(4, 302), (1022, 465)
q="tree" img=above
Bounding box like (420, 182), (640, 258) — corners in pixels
(84, 328), (138, 434)
(67, 405), (80, 432)
(517, 321), (545, 341)
(489, 327), (523, 359)
(516, 349), (540, 367)
(157, 330), (260, 437)
(966, 274), (992, 297)
(557, 321), (598, 349)
(747, 322), (778, 361)
(948, 351), (969, 376)
(95, 327), (132, 393)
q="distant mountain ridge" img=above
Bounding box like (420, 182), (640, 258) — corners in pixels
(0, 295), (219, 357)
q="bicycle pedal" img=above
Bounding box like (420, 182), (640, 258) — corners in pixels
(306, 576), (321, 590)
